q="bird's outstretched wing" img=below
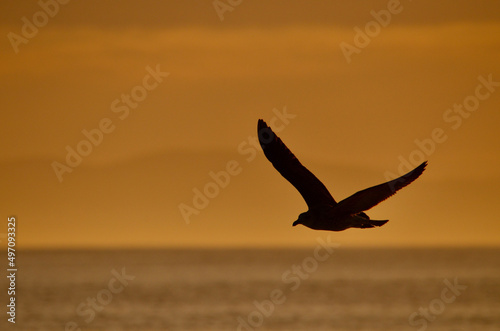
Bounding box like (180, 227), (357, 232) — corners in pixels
(335, 161), (427, 216)
(258, 119), (336, 209)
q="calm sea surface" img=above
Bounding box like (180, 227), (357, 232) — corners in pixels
(1, 247), (499, 330)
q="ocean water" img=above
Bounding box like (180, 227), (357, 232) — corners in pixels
(1, 247), (499, 330)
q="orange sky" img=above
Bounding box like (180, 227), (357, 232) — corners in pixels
(0, 1), (499, 249)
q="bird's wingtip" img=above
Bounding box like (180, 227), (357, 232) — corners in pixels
(418, 160), (428, 173)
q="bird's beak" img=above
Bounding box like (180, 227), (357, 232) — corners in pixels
(292, 220), (300, 226)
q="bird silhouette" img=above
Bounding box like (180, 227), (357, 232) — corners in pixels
(257, 119), (427, 231)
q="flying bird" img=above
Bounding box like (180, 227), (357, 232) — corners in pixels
(257, 119), (427, 231)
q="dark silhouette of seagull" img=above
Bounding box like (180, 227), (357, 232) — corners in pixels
(257, 119), (427, 231)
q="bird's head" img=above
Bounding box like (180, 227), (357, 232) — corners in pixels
(293, 212), (310, 227)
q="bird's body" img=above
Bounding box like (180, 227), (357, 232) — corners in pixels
(257, 119), (427, 232)
(295, 206), (388, 231)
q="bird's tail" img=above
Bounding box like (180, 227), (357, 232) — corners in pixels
(359, 219), (388, 228)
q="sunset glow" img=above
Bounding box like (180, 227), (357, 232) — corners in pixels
(1, 1), (499, 249)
